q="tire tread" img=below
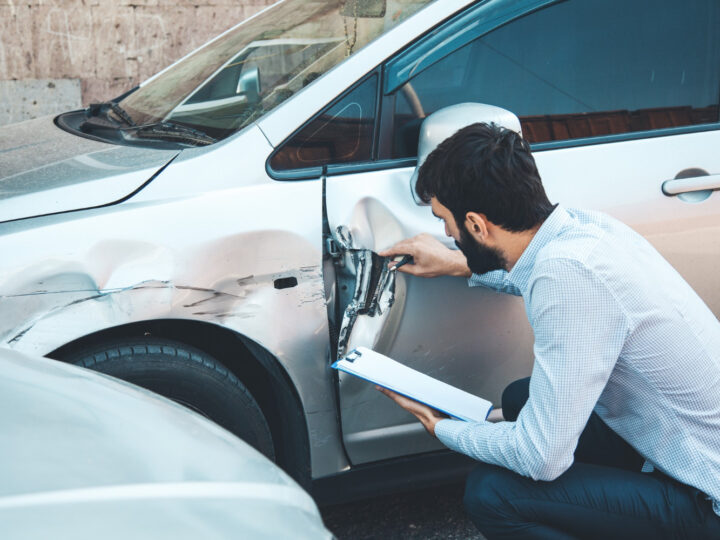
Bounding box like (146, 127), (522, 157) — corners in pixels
(70, 338), (274, 459)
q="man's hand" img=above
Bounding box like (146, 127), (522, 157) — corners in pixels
(379, 234), (471, 278)
(376, 386), (447, 436)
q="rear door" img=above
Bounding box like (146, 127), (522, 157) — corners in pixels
(272, 0), (720, 466)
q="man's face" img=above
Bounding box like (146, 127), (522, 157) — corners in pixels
(431, 197), (507, 275)
(456, 225), (507, 275)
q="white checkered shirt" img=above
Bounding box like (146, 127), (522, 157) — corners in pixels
(435, 205), (720, 516)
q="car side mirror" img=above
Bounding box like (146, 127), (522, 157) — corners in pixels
(410, 103), (522, 206)
(236, 67), (261, 105)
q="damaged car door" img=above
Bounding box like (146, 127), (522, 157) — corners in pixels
(322, 154), (536, 466)
(267, 71), (536, 465)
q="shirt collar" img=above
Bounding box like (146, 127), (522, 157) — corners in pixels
(507, 204), (570, 293)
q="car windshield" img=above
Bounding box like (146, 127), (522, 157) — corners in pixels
(117, 0), (435, 142)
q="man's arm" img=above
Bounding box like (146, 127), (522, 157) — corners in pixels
(379, 234), (471, 278)
(380, 234), (521, 295)
(434, 259), (629, 480)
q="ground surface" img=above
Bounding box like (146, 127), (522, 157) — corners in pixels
(320, 483), (486, 539)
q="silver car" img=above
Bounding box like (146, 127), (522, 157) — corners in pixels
(0, 347), (332, 539)
(1, 0), (718, 500)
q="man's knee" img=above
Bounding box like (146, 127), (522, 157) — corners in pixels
(463, 463), (514, 524)
(501, 377), (530, 422)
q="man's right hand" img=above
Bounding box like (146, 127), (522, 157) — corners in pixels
(379, 234), (472, 278)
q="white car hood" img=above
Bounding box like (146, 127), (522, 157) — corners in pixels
(0, 349), (331, 539)
(0, 115), (179, 223)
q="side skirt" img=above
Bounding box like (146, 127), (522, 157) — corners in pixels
(311, 450), (477, 506)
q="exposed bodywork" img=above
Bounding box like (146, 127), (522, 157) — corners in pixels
(332, 225), (404, 358)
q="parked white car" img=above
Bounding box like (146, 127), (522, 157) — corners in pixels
(1, 0), (718, 501)
(0, 347), (332, 539)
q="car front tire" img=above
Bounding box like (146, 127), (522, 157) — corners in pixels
(68, 337), (275, 460)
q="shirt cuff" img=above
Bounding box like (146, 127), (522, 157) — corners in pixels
(434, 419), (469, 452)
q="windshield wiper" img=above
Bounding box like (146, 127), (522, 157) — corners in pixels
(80, 105), (216, 148)
(122, 121), (217, 146)
(86, 101), (136, 127)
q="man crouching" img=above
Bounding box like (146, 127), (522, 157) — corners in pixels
(379, 122), (720, 539)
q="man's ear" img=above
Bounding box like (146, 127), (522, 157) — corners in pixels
(464, 211), (489, 241)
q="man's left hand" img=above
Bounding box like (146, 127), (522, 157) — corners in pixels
(376, 386), (447, 436)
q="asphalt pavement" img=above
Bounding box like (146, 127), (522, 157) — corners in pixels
(320, 483), (486, 539)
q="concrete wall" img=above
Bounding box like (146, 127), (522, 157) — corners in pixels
(0, 0), (275, 125)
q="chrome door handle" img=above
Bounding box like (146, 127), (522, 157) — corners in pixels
(662, 174), (720, 196)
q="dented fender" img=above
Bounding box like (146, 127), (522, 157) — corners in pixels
(0, 121), (369, 478)
(0, 226), (328, 412)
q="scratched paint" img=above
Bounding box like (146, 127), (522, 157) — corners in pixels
(0, 174), (330, 420)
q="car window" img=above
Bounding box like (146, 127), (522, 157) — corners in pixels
(183, 42), (340, 107)
(270, 75), (378, 171)
(390, 0), (720, 157)
(115, 1), (432, 145)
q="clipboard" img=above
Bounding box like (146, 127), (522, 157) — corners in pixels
(332, 347), (493, 423)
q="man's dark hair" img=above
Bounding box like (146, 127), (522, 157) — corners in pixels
(416, 122), (555, 232)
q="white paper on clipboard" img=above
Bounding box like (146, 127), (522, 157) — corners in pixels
(332, 346), (493, 422)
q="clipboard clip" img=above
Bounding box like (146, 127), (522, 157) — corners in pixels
(345, 349), (362, 362)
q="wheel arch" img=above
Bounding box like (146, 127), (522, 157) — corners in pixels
(48, 319), (311, 488)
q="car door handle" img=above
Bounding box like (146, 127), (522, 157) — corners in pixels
(662, 174), (720, 196)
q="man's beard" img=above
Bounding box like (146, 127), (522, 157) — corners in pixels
(455, 227), (508, 275)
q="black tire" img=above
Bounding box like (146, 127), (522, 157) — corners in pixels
(68, 337), (275, 460)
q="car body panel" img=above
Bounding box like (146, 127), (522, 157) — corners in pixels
(535, 131), (720, 312)
(0, 125), (347, 478)
(0, 347), (331, 539)
(0, 116), (179, 222)
(130, 125), (273, 200)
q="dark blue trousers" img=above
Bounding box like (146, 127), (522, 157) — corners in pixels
(463, 377), (720, 539)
